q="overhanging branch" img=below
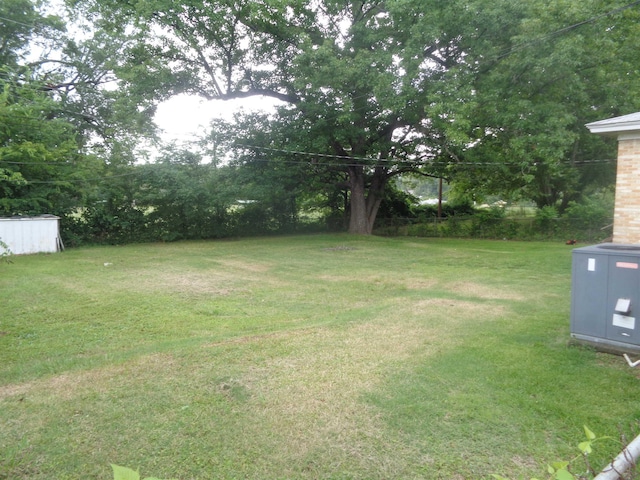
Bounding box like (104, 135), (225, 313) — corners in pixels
(216, 89), (299, 104)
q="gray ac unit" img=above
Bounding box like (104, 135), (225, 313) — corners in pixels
(571, 243), (640, 352)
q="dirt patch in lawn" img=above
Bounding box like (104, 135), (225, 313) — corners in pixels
(146, 270), (239, 296)
(405, 278), (439, 290)
(215, 258), (273, 274)
(445, 281), (526, 301)
(0, 353), (177, 402)
(411, 297), (509, 319)
(214, 312), (465, 474)
(125, 265), (273, 297)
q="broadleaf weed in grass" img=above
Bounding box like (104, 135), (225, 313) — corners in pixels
(111, 464), (176, 480)
(0, 237), (12, 263)
(492, 426), (620, 480)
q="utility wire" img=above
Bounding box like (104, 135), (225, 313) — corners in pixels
(231, 143), (615, 167)
(1, 156), (614, 171)
(0, 14), (44, 29)
(22, 171), (141, 184)
(0, 160), (82, 166)
(495, 0), (640, 60)
(234, 143), (387, 164)
(7, 155), (613, 186)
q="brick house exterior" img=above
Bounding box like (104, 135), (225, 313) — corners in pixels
(586, 112), (640, 244)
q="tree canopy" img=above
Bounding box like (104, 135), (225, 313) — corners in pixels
(2, 0), (639, 238)
(0, 0), (161, 218)
(66, 0), (639, 233)
(0, 0), (87, 215)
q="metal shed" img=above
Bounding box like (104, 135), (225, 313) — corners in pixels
(0, 215), (63, 255)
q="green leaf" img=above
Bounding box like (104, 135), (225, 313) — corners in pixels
(578, 441), (592, 454)
(111, 464), (140, 480)
(584, 425), (596, 440)
(554, 468), (575, 480)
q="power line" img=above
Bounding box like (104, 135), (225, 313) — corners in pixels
(1, 155), (614, 172)
(494, 0), (640, 60)
(232, 143), (615, 167)
(233, 143), (387, 164)
(5, 155), (614, 187)
(0, 160), (82, 166)
(0, 14), (42, 29)
(23, 171), (140, 184)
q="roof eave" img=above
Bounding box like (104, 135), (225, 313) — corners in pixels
(586, 113), (640, 137)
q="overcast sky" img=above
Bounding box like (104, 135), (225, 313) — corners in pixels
(154, 94), (282, 142)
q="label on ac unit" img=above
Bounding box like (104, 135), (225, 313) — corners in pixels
(615, 298), (632, 313)
(612, 314), (636, 330)
(616, 261), (639, 269)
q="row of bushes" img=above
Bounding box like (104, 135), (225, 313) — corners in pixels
(374, 203), (613, 243)
(60, 202), (327, 247)
(59, 184), (613, 245)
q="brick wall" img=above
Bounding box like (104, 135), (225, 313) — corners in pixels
(613, 134), (640, 244)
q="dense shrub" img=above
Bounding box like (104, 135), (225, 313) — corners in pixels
(375, 197), (612, 242)
(414, 199), (475, 219)
(529, 205), (559, 238)
(377, 186), (419, 219)
(562, 193), (614, 240)
(469, 207), (505, 237)
(61, 203), (150, 246)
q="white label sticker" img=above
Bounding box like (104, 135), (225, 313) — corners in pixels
(613, 314), (636, 330)
(588, 258), (596, 272)
(615, 298), (632, 313)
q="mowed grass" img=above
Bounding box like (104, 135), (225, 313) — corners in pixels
(1, 235), (640, 480)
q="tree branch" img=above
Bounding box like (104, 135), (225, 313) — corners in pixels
(355, 1), (387, 23)
(204, 88), (297, 104)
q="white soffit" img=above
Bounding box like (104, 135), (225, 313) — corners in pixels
(586, 112), (640, 136)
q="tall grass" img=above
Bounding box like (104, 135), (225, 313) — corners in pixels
(1, 235), (639, 479)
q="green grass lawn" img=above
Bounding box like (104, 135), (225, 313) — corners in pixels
(1, 235), (639, 479)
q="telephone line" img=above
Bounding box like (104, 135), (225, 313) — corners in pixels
(0, 14), (42, 29)
(232, 143), (615, 167)
(234, 155), (614, 169)
(23, 171), (141, 184)
(10, 155), (614, 185)
(494, 0), (640, 60)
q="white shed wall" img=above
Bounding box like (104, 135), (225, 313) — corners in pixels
(0, 216), (61, 255)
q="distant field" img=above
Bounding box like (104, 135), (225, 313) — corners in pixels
(1, 235), (639, 479)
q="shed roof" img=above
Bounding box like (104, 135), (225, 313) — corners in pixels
(586, 112), (640, 136)
(0, 215), (60, 221)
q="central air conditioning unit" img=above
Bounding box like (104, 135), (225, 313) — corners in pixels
(571, 244), (640, 352)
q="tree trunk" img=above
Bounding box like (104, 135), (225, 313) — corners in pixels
(347, 166), (388, 235)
